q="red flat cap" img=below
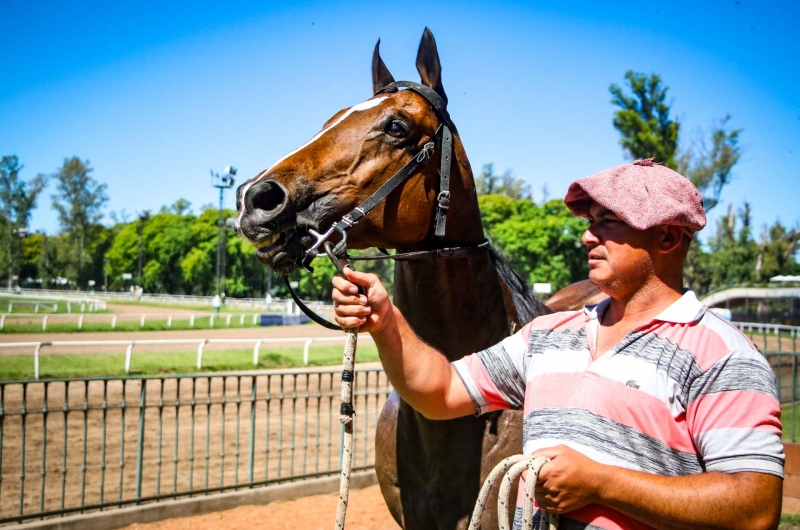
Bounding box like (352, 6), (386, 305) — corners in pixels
(564, 158), (706, 233)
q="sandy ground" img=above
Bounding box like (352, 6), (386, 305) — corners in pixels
(118, 489), (800, 530)
(122, 484), (397, 530)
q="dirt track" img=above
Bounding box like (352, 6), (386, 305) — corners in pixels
(122, 484), (397, 530)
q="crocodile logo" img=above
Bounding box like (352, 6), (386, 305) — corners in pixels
(626, 380), (640, 390)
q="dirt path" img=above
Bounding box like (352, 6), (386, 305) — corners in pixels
(122, 484), (397, 530)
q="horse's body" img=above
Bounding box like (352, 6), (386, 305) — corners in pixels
(236, 29), (598, 529)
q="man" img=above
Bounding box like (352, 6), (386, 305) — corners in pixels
(332, 159), (783, 530)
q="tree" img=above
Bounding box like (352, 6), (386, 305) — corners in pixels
(609, 71), (680, 169)
(0, 155), (47, 287)
(475, 164), (532, 199)
(479, 195), (587, 291)
(51, 157), (108, 289)
(677, 116), (743, 212)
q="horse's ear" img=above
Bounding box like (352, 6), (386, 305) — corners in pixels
(372, 39), (395, 94)
(415, 27), (447, 105)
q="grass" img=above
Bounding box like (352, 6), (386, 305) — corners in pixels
(781, 514), (800, 529)
(0, 344), (380, 381)
(0, 316), (263, 334)
(783, 404), (800, 442)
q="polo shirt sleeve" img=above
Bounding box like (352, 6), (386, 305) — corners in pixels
(452, 325), (528, 415)
(686, 348), (784, 478)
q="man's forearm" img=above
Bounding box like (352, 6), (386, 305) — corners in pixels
(595, 467), (781, 530)
(370, 306), (470, 419)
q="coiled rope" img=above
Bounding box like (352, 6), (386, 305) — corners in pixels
(468, 455), (559, 530)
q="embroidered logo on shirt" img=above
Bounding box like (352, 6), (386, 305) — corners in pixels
(626, 380), (640, 390)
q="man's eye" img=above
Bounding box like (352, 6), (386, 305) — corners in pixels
(384, 120), (408, 137)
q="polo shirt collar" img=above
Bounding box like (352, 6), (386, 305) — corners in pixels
(583, 290), (706, 325)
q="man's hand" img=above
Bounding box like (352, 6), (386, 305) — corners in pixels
(332, 268), (394, 334)
(527, 445), (603, 514)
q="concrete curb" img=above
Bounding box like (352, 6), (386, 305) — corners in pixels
(21, 470), (378, 530)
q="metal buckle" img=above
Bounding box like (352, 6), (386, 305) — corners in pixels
(437, 190), (450, 209)
(303, 225), (348, 272)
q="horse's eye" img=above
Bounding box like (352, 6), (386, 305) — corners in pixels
(384, 120), (408, 138)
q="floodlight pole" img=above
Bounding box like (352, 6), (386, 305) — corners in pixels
(211, 167), (236, 296)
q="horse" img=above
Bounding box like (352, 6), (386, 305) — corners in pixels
(236, 28), (601, 529)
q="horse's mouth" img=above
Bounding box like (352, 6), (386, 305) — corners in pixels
(253, 228), (314, 275)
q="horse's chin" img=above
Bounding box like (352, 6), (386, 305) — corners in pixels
(258, 251), (301, 276)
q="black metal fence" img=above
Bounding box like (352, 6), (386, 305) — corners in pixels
(0, 368), (391, 524)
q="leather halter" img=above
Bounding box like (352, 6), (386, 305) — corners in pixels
(283, 81), (490, 331)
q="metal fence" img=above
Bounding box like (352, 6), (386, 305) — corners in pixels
(0, 367), (391, 525)
(0, 312), (263, 332)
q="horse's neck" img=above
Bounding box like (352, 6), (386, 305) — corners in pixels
(392, 138), (511, 361)
(393, 255), (511, 362)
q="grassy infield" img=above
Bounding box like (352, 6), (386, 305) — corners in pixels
(0, 295), (378, 380)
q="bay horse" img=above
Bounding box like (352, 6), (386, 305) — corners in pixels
(236, 28), (602, 529)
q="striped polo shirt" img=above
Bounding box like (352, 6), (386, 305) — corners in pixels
(452, 291), (783, 530)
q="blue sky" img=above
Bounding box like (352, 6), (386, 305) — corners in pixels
(1, 0), (798, 245)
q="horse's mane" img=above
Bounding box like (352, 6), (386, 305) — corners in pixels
(488, 246), (548, 324)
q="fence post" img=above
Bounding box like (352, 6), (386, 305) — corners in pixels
(190, 315), (195, 328)
(80, 303), (85, 313)
(78, 315), (84, 330)
(134, 381), (147, 502)
(140, 315), (146, 328)
(52, 303), (57, 312)
(209, 315), (214, 328)
(34, 342), (49, 380)
(793, 355), (797, 443)
(240, 314), (245, 326)
(125, 343), (134, 373)
(42, 315), (48, 331)
(167, 315), (172, 328)
(252, 314), (258, 325)
(303, 339), (314, 365)
(34, 303), (39, 314)
(0, 314), (5, 330)
(196, 341), (207, 369)
(67, 301), (71, 314)
(248, 375), (257, 484)
(226, 314), (231, 327)
(111, 315), (117, 329)
(253, 341), (262, 365)
(7, 301), (11, 312)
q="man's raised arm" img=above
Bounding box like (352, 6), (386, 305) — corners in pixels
(332, 268), (476, 420)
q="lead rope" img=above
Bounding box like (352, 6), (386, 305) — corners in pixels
(468, 455), (559, 530)
(334, 329), (357, 530)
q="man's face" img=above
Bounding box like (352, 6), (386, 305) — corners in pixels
(581, 203), (657, 296)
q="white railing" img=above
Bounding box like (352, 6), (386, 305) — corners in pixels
(2, 287), (332, 312)
(733, 321), (800, 337)
(0, 335), (373, 379)
(0, 312), (264, 331)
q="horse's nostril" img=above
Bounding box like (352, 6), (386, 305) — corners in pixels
(245, 180), (287, 215)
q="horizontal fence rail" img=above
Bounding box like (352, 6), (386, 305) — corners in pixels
(734, 322), (799, 353)
(0, 336), (375, 379)
(0, 312), (264, 332)
(0, 367), (392, 524)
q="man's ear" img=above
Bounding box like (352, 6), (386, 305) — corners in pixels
(660, 225), (685, 254)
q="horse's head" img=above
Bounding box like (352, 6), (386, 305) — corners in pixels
(236, 28), (481, 275)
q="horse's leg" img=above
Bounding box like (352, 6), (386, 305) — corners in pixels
(376, 391), (405, 528)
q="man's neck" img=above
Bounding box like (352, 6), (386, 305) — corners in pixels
(603, 280), (683, 329)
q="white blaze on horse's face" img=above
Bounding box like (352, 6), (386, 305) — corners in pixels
(235, 96), (389, 239)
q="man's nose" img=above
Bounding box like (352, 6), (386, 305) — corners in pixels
(582, 227), (599, 247)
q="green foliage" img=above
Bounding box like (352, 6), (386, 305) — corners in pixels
(479, 195), (588, 291)
(610, 71), (680, 168)
(475, 163), (532, 199)
(685, 203), (800, 293)
(0, 155), (47, 286)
